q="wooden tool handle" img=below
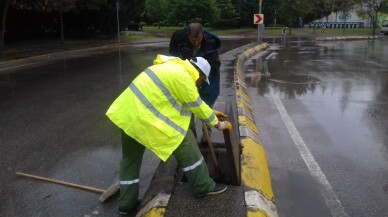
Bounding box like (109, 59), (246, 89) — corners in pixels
(16, 172), (104, 194)
(202, 122), (219, 170)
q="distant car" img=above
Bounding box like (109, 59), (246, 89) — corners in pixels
(127, 23), (142, 31)
(381, 19), (388, 35)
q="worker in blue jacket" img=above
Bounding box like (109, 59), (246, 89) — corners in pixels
(169, 23), (221, 142)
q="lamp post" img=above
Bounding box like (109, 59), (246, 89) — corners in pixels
(258, 0), (263, 43)
(116, 1), (120, 45)
(274, 10), (277, 26)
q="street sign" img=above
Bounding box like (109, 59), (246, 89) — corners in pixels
(254, 14), (264, 24)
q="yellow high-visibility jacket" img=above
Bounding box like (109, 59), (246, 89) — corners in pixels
(106, 54), (218, 161)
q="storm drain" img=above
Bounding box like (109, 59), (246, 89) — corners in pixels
(178, 102), (241, 186)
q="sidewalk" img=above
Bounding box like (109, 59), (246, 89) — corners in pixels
(0, 37), (171, 64)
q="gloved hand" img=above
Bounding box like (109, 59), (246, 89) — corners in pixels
(215, 121), (232, 132)
(213, 110), (228, 121)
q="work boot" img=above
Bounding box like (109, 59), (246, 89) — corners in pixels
(118, 200), (141, 216)
(206, 184), (227, 195)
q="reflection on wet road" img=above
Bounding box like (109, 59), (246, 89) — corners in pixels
(246, 37), (388, 217)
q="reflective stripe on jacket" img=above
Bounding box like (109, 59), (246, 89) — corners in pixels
(106, 54), (218, 161)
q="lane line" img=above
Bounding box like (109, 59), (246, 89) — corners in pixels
(0, 62), (43, 72)
(270, 87), (348, 217)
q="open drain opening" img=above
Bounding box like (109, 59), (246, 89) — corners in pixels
(175, 102), (241, 186)
(175, 142), (234, 185)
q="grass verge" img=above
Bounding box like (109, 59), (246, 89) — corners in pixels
(0, 26), (383, 62)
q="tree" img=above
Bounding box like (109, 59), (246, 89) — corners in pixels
(239, 0), (258, 27)
(120, 0), (145, 26)
(276, 0), (313, 33)
(336, 0), (358, 34)
(167, 0), (220, 25)
(0, 0), (10, 51)
(358, 0), (388, 34)
(9, 0), (76, 44)
(263, 0), (282, 26)
(145, 0), (168, 27)
(213, 0), (240, 28)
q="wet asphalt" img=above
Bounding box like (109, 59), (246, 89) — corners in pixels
(0, 37), (253, 217)
(247, 36), (388, 217)
(1, 35), (387, 217)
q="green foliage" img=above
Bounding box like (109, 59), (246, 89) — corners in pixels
(239, 0), (257, 27)
(167, 0), (220, 25)
(11, 0), (76, 13)
(358, 0), (388, 33)
(145, 0), (174, 27)
(4, 0), (375, 49)
(213, 0), (240, 28)
(275, 0), (316, 27)
(145, 0), (220, 26)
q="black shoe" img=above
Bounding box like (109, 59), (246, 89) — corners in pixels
(206, 184), (227, 195)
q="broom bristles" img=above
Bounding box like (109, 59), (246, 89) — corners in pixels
(99, 181), (120, 202)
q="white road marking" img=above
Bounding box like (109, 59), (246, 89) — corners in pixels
(270, 87), (348, 217)
(0, 62), (43, 72)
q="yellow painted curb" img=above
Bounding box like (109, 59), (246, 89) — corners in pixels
(235, 42), (278, 217)
(241, 137), (274, 202)
(247, 210), (269, 217)
(142, 208), (166, 217)
(237, 100), (253, 113)
(238, 115), (259, 135)
(236, 89), (251, 102)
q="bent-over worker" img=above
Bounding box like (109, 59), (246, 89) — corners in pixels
(106, 54), (232, 214)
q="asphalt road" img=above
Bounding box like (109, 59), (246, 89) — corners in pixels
(0, 37), (254, 217)
(2, 35), (386, 217)
(247, 36), (388, 217)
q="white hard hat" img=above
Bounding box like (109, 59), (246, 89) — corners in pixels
(190, 57), (211, 84)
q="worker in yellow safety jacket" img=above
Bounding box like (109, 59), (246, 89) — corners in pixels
(106, 54), (232, 214)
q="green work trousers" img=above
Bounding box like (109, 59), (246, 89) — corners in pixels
(118, 130), (215, 212)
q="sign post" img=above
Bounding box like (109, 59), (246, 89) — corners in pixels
(116, 1), (120, 45)
(254, 13), (264, 43)
(254, 14), (264, 24)
(257, 0), (263, 43)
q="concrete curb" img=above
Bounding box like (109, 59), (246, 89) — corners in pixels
(315, 35), (381, 41)
(235, 43), (279, 217)
(0, 39), (170, 66)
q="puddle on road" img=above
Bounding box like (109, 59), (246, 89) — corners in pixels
(268, 74), (323, 85)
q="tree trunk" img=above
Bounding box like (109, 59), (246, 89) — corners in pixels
(60, 6), (65, 46)
(0, 0), (10, 51)
(372, 11), (377, 35)
(343, 17), (346, 34)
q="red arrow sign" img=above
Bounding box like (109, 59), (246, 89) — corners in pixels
(254, 14), (264, 24)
